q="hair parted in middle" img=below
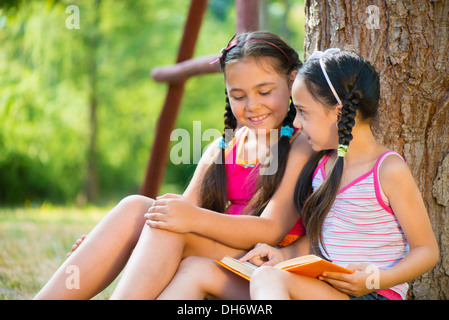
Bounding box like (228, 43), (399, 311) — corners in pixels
(199, 31), (302, 216)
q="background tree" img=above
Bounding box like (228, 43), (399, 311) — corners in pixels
(0, 0), (304, 205)
(303, 0), (448, 299)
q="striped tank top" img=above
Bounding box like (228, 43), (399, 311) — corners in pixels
(312, 151), (409, 300)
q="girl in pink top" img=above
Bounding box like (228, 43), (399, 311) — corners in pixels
(241, 49), (438, 300)
(156, 125), (307, 300)
(224, 126), (305, 245)
(34, 32), (312, 299)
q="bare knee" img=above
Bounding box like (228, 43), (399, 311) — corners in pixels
(119, 194), (154, 211)
(94, 195), (155, 239)
(251, 266), (285, 284)
(250, 266), (289, 299)
(115, 194), (154, 221)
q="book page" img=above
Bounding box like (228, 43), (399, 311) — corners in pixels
(221, 256), (257, 274)
(273, 254), (321, 270)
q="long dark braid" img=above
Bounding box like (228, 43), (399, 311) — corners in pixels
(338, 92), (360, 146)
(223, 92), (237, 145)
(200, 92), (238, 213)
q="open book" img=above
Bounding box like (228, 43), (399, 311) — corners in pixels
(215, 254), (354, 281)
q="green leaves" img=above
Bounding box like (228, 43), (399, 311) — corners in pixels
(0, 0), (303, 205)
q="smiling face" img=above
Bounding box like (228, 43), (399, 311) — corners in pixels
(292, 77), (341, 151)
(224, 57), (293, 135)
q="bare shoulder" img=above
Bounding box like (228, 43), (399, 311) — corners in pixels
(378, 151), (410, 177)
(274, 134), (314, 183)
(378, 151), (416, 198)
(288, 134), (314, 162)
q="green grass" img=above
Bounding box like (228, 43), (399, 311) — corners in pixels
(0, 205), (119, 300)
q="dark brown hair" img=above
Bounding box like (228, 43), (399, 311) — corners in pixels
(293, 51), (380, 253)
(200, 31), (302, 216)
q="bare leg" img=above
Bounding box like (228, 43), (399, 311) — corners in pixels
(109, 225), (184, 299)
(34, 195), (154, 299)
(157, 256), (250, 300)
(109, 228), (246, 299)
(249, 266), (349, 300)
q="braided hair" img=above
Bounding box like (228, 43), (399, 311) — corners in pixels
(200, 31), (302, 216)
(293, 51), (380, 253)
(200, 92), (237, 212)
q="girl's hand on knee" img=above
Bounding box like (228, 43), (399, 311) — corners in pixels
(239, 243), (285, 267)
(319, 263), (376, 297)
(67, 235), (86, 257)
(144, 194), (197, 233)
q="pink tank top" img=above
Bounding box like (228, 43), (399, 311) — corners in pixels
(312, 151), (409, 300)
(224, 127), (305, 247)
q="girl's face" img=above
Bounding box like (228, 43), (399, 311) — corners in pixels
(291, 77), (341, 151)
(225, 57), (294, 135)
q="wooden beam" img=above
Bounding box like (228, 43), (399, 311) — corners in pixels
(235, 0), (259, 33)
(140, 0), (209, 197)
(149, 0), (260, 84)
(141, 0), (260, 197)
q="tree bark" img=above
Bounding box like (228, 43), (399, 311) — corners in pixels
(304, 0), (449, 299)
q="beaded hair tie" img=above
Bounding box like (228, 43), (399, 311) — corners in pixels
(218, 138), (229, 150)
(280, 125), (294, 139)
(218, 126), (293, 150)
(337, 144), (349, 158)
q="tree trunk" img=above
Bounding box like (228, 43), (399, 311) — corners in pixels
(304, 0), (449, 299)
(85, 0), (101, 203)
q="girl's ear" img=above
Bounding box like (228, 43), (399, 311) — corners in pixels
(288, 70), (298, 89)
(335, 104), (343, 122)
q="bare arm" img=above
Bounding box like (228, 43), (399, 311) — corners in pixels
(146, 135), (313, 250)
(320, 155), (439, 296)
(375, 155), (439, 289)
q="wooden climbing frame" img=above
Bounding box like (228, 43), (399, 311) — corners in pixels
(140, 0), (260, 197)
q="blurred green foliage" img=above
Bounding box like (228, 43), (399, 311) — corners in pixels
(0, 0), (304, 206)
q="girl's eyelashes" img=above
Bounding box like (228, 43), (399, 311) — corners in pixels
(231, 95), (245, 101)
(229, 87), (274, 101)
(294, 105), (305, 116)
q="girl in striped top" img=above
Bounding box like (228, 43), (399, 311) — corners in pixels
(241, 49), (439, 300)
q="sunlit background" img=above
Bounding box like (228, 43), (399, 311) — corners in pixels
(0, 0), (304, 207)
(0, 0), (304, 299)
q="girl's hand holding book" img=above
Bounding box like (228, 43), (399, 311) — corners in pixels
(319, 262), (377, 297)
(239, 243), (286, 267)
